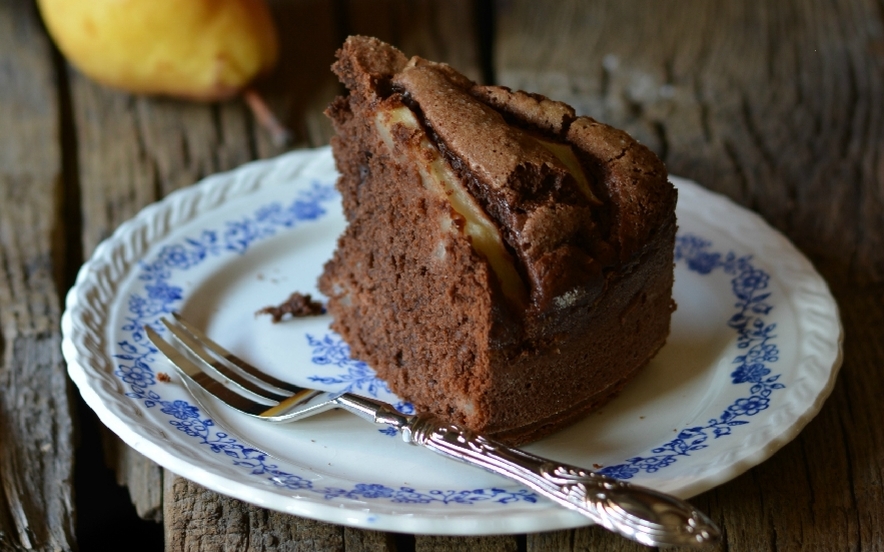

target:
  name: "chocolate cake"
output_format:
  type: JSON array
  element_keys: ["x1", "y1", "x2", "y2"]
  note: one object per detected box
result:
[{"x1": 319, "y1": 36, "x2": 677, "y2": 445}]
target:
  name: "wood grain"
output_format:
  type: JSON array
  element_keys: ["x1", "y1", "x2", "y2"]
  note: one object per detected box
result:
[
  {"x1": 0, "y1": 2, "x2": 76, "y2": 550},
  {"x1": 344, "y1": 0, "x2": 485, "y2": 83},
  {"x1": 163, "y1": 474, "x2": 399, "y2": 551},
  {"x1": 256, "y1": 0, "x2": 343, "y2": 153},
  {"x1": 163, "y1": 476, "x2": 347, "y2": 552}
]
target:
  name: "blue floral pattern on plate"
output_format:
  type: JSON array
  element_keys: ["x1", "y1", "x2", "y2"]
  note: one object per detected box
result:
[
  {"x1": 112, "y1": 180, "x2": 535, "y2": 507},
  {"x1": 111, "y1": 179, "x2": 783, "y2": 500},
  {"x1": 598, "y1": 234, "x2": 782, "y2": 479}
]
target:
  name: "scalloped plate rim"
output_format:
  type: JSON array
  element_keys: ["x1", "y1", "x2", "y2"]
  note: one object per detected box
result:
[{"x1": 61, "y1": 146, "x2": 843, "y2": 536}]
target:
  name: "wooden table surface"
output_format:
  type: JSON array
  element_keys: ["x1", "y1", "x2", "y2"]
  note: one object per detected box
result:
[{"x1": 2, "y1": 1, "x2": 882, "y2": 550}]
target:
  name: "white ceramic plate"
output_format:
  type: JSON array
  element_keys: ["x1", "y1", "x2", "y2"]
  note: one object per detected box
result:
[{"x1": 62, "y1": 147, "x2": 842, "y2": 536}]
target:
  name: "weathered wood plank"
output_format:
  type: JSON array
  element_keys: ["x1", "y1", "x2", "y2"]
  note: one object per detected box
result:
[
  {"x1": 495, "y1": 1, "x2": 884, "y2": 550},
  {"x1": 0, "y1": 2, "x2": 76, "y2": 550},
  {"x1": 163, "y1": 475, "x2": 349, "y2": 552},
  {"x1": 344, "y1": 0, "x2": 485, "y2": 83},
  {"x1": 99, "y1": 426, "x2": 164, "y2": 522},
  {"x1": 253, "y1": 0, "x2": 345, "y2": 153},
  {"x1": 161, "y1": 472, "x2": 398, "y2": 552},
  {"x1": 527, "y1": 526, "x2": 646, "y2": 552},
  {"x1": 71, "y1": 83, "x2": 259, "y2": 256},
  {"x1": 342, "y1": 527, "x2": 397, "y2": 551},
  {"x1": 414, "y1": 535, "x2": 520, "y2": 552}
]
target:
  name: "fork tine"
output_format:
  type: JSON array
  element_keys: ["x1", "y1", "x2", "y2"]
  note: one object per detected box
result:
[
  {"x1": 145, "y1": 325, "x2": 277, "y2": 417},
  {"x1": 171, "y1": 312, "x2": 307, "y2": 395},
  {"x1": 160, "y1": 317, "x2": 290, "y2": 403}
]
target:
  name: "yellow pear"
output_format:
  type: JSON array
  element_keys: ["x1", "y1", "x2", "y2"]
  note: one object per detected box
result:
[{"x1": 37, "y1": 0, "x2": 279, "y2": 101}]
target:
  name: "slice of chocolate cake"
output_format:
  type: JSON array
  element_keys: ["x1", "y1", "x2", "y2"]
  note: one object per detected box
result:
[{"x1": 319, "y1": 36, "x2": 677, "y2": 445}]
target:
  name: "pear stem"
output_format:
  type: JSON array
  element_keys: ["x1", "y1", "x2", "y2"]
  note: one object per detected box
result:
[{"x1": 244, "y1": 89, "x2": 292, "y2": 148}]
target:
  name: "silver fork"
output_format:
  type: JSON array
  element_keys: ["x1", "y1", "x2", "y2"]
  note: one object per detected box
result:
[{"x1": 146, "y1": 313, "x2": 720, "y2": 548}]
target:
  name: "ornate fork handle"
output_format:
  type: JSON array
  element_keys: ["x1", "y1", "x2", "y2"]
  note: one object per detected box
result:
[
  {"x1": 328, "y1": 394, "x2": 720, "y2": 547},
  {"x1": 401, "y1": 414, "x2": 720, "y2": 548},
  {"x1": 152, "y1": 316, "x2": 719, "y2": 547}
]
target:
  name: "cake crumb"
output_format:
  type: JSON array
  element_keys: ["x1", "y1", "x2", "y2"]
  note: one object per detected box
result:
[
  {"x1": 592, "y1": 463, "x2": 603, "y2": 469},
  {"x1": 257, "y1": 292, "x2": 325, "y2": 322},
  {"x1": 157, "y1": 372, "x2": 171, "y2": 382}
]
